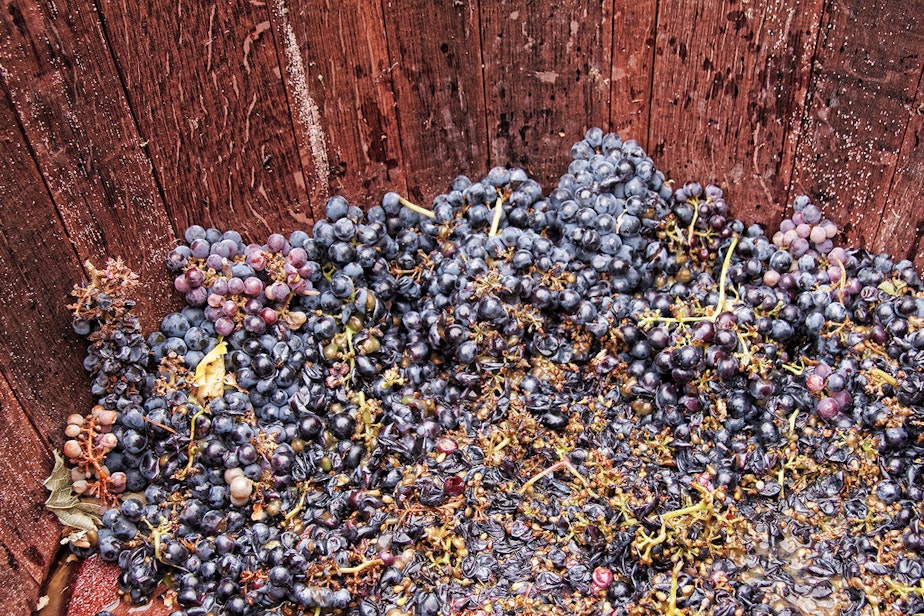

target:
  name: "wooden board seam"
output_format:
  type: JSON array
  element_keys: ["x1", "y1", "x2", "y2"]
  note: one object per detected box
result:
[
  {"x1": 259, "y1": 1, "x2": 315, "y2": 217},
  {"x1": 374, "y1": 0, "x2": 411, "y2": 197},
  {"x1": 475, "y1": 0, "x2": 491, "y2": 171},
  {"x1": 782, "y1": 0, "x2": 833, "y2": 216},
  {"x1": 644, "y1": 0, "x2": 661, "y2": 153},
  {"x1": 88, "y1": 0, "x2": 180, "y2": 241},
  {"x1": 0, "y1": 77, "x2": 87, "y2": 286},
  {"x1": 872, "y1": 59, "x2": 924, "y2": 245},
  {"x1": 0, "y1": 359, "x2": 58, "y2": 453}
]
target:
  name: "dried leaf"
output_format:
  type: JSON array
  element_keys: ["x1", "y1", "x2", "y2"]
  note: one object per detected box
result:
[
  {"x1": 44, "y1": 451, "x2": 101, "y2": 532},
  {"x1": 191, "y1": 339, "x2": 227, "y2": 403},
  {"x1": 61, "y1": 529, "x2": 90, "y2": 547},
  {"x1": 878, "y1": 280, "x2": 906, "y2": 296},
  {"x1": 44, "y1": 451, "x2": 79, "y2": 510}
]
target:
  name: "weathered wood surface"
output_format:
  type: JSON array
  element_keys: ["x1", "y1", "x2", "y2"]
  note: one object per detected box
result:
[
  {"x1": 481, "y1": 0, "x2": 613, "y2": 182},
  {"x1": 272, "y1": 0, "x2": 407, "y2": 209},
  {"x1": 0, "y1": 0, "x2": 923, "y2": 613},
  {"x1": 0, "y1": 371, "x2": 59, "y2": 616},
  {"x1": 610, "y1": 1, "x2": 658, "y2": 140},
  {"x1": 647, "y1": 0, "x2": 825, "y2": 229},
  {"x1": 0, "y1": 0, "x2": 178, "y2": 324},
  {"x1": 789, "y1": 0, "x2": 924, "y2": 255},
  {"x1": 382, "y1": 0, "x2": 488, "y2": 203},
  {"x1": 0, "y1": 69, "x2": 94, "y2": 440},
  {"x1": 876, "y1": 69, "x2": 924, "y2": 263},
  {"x1": 98, "y1": 0, "x2": 316, "y2": 237}
]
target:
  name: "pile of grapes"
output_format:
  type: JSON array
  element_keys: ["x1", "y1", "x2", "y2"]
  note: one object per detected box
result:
[{"x1": 59, "y1": 129, "x2": 924, "y2": 616}]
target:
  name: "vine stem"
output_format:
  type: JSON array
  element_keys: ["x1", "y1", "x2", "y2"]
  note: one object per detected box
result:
[
  {"x1": 398, "y1": 196, "x2": 436, "y2": 219},
  {"x1": 338, "y1": 558, "x2": 383, "y2": 574},
  {"x1": 489, "y1": 196, "x2": 505, "y2": 236},
  {"x1": 665, "y1": 561, "x2": 685, "y2": 616},
  {"x1": 638, "y1": 234, "x2": 739, "y2": 329},
  {"x1": 519, "y1": 456, "x2": 589, "y2": 494},
  {"x1": 715, "y1": 234, "x2": 739, "y2": 315}
]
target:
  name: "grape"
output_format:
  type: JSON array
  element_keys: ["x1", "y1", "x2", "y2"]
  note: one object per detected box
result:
[{"x1": 58, "y1": 131, "x2": 924, "y2": 616}]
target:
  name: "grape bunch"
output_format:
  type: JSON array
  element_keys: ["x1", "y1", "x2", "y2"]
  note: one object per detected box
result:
[{"x1": 61, "y1": 128, "x2": 924, "y2": 616}]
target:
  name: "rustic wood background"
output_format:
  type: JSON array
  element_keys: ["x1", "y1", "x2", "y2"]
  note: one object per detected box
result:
[{"x1": 0, "y1": 0, "x2": 922, "y2": 612}]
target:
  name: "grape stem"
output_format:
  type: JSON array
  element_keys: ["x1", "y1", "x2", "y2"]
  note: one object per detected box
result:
[
  {"x1": 142, "y1": 414, "x2": 177, "y2": 435},
  {"x1": 519, "y1": 455, "x2": 589, "y2": 494},
  {"x1": 338, "y1": 557, "x2": 383, "y2": 574},
  {"x1": 665, "y1": 561, "x2": 685, "y2": 616},
  {"x1": 283, "y1": 487, "x2": 308, "y2": 525},
  {"x1": 686, "y1": 199, "x2": 700, "y2": 246},
  {"x1": 637, "y1": 234, "x2": 739, "y2": 329},
  {"x1": 830, "y1": 256, "x2": 848, "y2": 302},
  {"x1": 176, "y1": 406, "x2": 208, "y2": 479},
  {"x1": 398, "y1": 196, "x2": 436, "y2": 219},
  {"x1": 489, "y1": 196, "x2": 505, "y2": 236},
  {"x1": 715, "y1": 234, "x2": 739, "y2": 315}
]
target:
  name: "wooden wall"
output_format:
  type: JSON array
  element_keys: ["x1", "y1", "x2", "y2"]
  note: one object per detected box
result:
[{"x1": 0, "y1": 0, "x2": 922, "y2": 612}]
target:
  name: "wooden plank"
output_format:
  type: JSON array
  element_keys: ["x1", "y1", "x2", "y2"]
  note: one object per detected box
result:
[
  {"x1": 268, "y1": 0, "x2": 406, "y2": 209},
  {"x1": 648, "y1": 0, "x2": 824, "y2": 229},
  {"x1": 381, "y1": 0, "x2": 489, "y2": 203},
  {"x1": 96, "y1": 0, "x2": 316, "y2": 236},
  {"x1": 0, "y1": 370, "x2": 59, "y2": 616},
  {"x1": 610, "y1": 0, "x2": 657, "y2": 144},
  {"x1": 873, "y1": 67, "x2": 924, "y2": 268},
  {"x1": 0, "y1": 0, "x2": 178, "y2": 323},
  {"x1": 481, "y1": 0, "x2": 613, "y2": 185},
  {"x1": 0, "y1": 82, "x2": 95, "y2": 440},
  {"x1": 789, "y1": 0, "x2": 924, "y2": 249}
]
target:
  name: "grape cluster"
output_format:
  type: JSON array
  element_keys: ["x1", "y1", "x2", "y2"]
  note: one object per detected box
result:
[{"x1": 63, "y1": 129, "x2": 924, "y2": 616}]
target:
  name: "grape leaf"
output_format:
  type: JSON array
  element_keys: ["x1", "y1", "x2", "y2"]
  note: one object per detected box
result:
[
  {"x1": 878, "y1": 280, "x2": 906, "y2": 296},
  {"x1": 191, "y1": 339, "x2": 227, "y2": 403},
  {"x1": 44, "y1": 451, "x2": 101, "y2": 532}
]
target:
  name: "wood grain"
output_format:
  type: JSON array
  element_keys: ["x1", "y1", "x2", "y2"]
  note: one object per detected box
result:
[
  {"x1": 0, "y1": 0, "x2": 178, "y2": 324},
  {"x1": 270, "y1": 0, "x2": 407, "y2": 209},
  {"x1": 789, "y1": 0, "x2": 924, "y2": 248},
  {"x1": 382, "y1": 0, "x2": 489, "y2": 203},
  {"x1": 648, "y1": 0, "x2": 824, "y2": 229},
  {"x1": 481, "y1": 0, "x2": 613, "y2": 186},
  {"x1": 0, "y1": 80, "x2": 95, "y2": 440},
  {"x1": 872, "y1": 66, "x2": 924, "y2": 269},
  {"x1": 97, "y1": 0, "x2": 316, "y2": 238},
  {"x1": 610, "y1": 0, "x2": 657, "y2": 144},
  {"x1": 0, "y1": 371, "x2": 59, "y2": 616}
]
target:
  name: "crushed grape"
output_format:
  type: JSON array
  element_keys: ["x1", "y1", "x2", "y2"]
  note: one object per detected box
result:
[{"x1": 58, "y1": 130, "x2": 924, "y2": 616}]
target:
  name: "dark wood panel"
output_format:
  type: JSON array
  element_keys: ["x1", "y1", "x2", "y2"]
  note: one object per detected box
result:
[
  {"x1": 873, "y1": 67, "x2": 924, "y2": 269},
  {"x1": 648, "y1": 0, "x2": 823, "y2": 229},
  {"x1": 269, "y1": 0, "x2": 406, "y2": 209},
  {"x1": 0, "y1": 371, "x2": 59, "y2": 616},
  {"x1": 789, "y1": 0, "x2": 924, "y2": 249},
  {"x1": 610, "y1": 0, "x2": 657, "y2": 143},
  {"x1": 97, "y1": 0, "x2": 315, "y2": 237},
  {"x1": 481, "y1": 0, "x2": 613, "y2": 185},
  {"x1": 382, "y1": 0, "x2": 489, "y2": 203},
  {"x1": 0, "y1": 0, "x2": 177, "y2": 324},
  {"x1": 0, "y1": 81, "x2": 95, "y2": 440}
]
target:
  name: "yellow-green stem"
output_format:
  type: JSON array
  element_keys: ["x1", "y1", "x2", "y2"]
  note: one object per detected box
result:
[
  {"x1": 489, "y1": 197, "x2": 505, "y2": 236},
  {"x1": 339, "y1": 558, "x2": 383, "y2": 574},
  {"x1": 398, "y1": 196, "x2": 436, "y2": 219},
  {"x1": 716, "y1": 234, "x2": 739, "y2": 315}
]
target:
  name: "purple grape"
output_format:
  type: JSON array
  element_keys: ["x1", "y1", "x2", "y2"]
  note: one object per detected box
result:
[
  {"x1": 243, "y1": 276, "x2": 263, "y2": 297},
  {"x1": 267, "y1": 233, "x2": 287, "y2": 252},
  {"x1": 185, "y1": 287, "x2": 207, "y2": 306},
  {"x1": 190, "y1": 238, "x2": 211, "y2": 259},
  {"x1": 228, "y1": 277, "x2": 245, "y2": 295},
  {"x1": 817, "y1": 397, "x2": 839, "y2": 420},
  {"x1": 214, "y1": 316, "x2": 235, "y2": 336}
]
